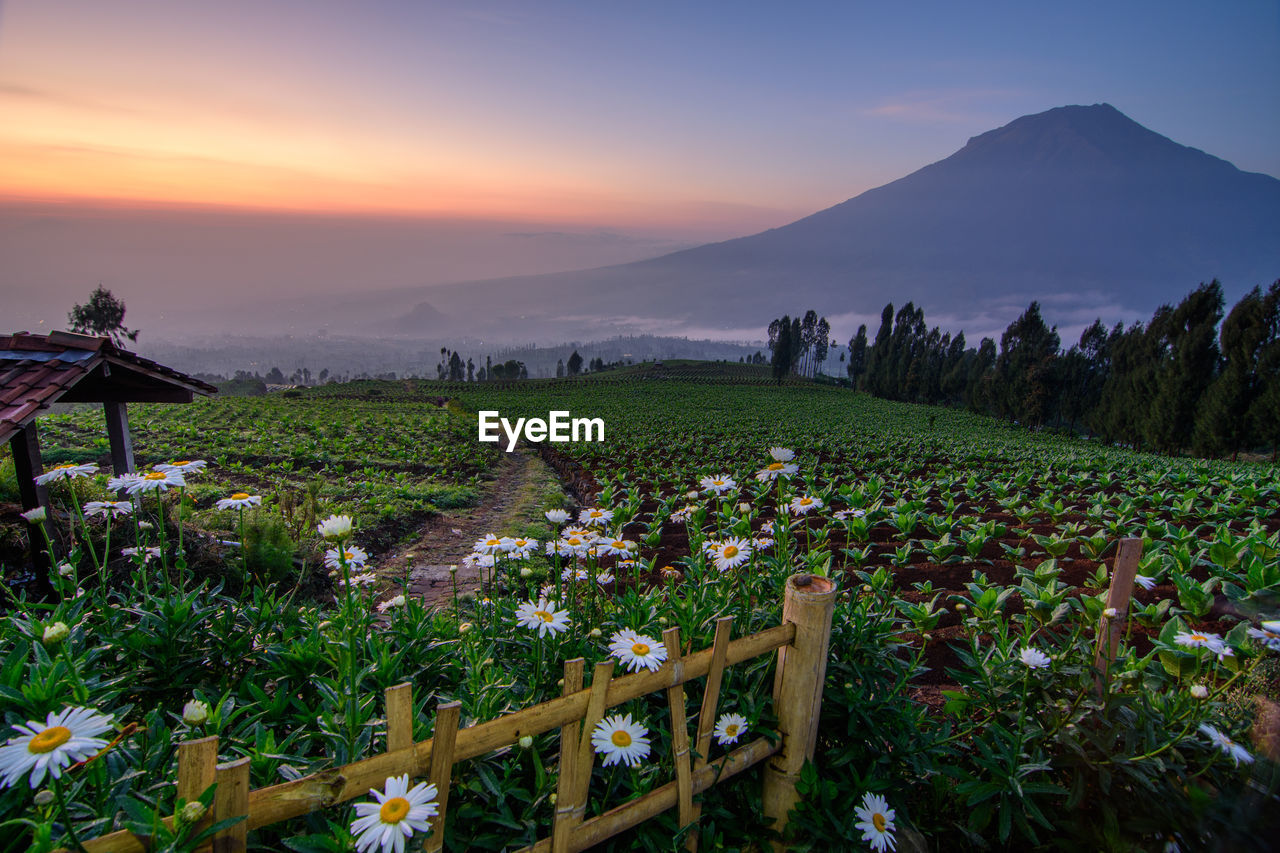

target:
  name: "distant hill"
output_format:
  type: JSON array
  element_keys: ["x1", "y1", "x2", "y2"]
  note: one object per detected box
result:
[{"x1": 412, "y1": 104, "x2": 1280, "y2": 339}]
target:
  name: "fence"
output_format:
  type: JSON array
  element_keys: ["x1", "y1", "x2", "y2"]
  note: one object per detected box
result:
[{"x1": 68, "y1": 573, "x2": 838, "y2": 853}]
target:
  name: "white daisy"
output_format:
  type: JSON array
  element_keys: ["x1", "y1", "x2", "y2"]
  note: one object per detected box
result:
[
  {"x1": 1174, "y1": 631, "x2": 1228, "y2": 655},
  {"x1": 462, "y1": 553, "x2": 495, "y2": 570},
  {"x1": 768, "y1": 447, "x2": 795, "y2": 462},
  {"x1": 595, "y1": 572, "x2": 615, "y2": 586},
  {"x1": 1134, "y1": 574, "x2": 1157, "y2": 591},
  {"x1": 755, "y1": 461, "x2": 798, "y2": 481},
  {"x1": 33, "y1": 463, "x2": 97, "y2": 486},
  {"x1": 157, "y1": 459, "x2": 207, "y2": 475},
  {"x1": 343, "y1": 572, "x2": 377, "y2": 588},
  {"x1": 126, "y1": 469, "x2": 186, "y2": 493},
  {"x1": 700, "y1": 474, "x2": 737, "y2": 494},
  {"x1": 544, "y1": 509, "x2": 570, "y2": 524},
  {"x1": 713, "y1": 712, "x2": 748, "y2": 745},
  {"x1": 377, "y1": 595, "x2": 407, "y2": 613},
  {"x1": 708, "y1": 538, "x2": 752, "y2": 572},
  {"x1": 579, "y1": 508, "x2": 614, "y2": 527},
  {"x1": 514, "y1": 598, "x2": 571, "y2": 637},
  {"x1": 753, "y1": 535, "x2": 774, "y2": 549},
  {"x1": 591, "y1": 713, "x2": 651, "y2": 767},
  {"x1": 597, "y1": 538, "x2": 636, "y2": 558},
  {"x1": 317, "y1": 514, "x2": 354, "y2": 541},
  {"x1": 562, "y1": 567, "x2": 590, "y2": 582},
  {"x1": 106, "y1": 473, "x2": 141, "y2": 492},
  {"x1": 216, "y1": 492, "x2": 261, "y2": 510},
  {"x1": 20, "y1": 506, "x2": 47, "y2": 523},
  {"x1": 122, "y1": 546, "x2": 161, "y2": 563},
  {"x1": 509, "y1": 537, "x2": 539, "y2": 557},
  {"x1": 854, "y1": 791, "x2": 897, "y2": 852},
  {"x1": 473, "y1": 533, "x2": 513, "y2": 555},
  {"x1": 83, "y1": 500, "x2": 133, "y2": 518},
  {"x1": 834, "y1": 508, "x2": 867, "y2": 520},
  {"x1": 0, "y1": 705, "x2": 114, "y2": 788},
  {"x1": 608, "y1": 630, "x2": 668, "y2": 673},
  {"x1": 1199, "y1": 723, "x2": 1253, "y2": 766},
  {"x1": 349, "y1": 774, "x2": 439, "y2": 853},
  {"x1": 788, "y1": 495, "x2": 823, "y2": 514},
  {"x1": 326, "y1": 546, "x2": 370, "y2": 570},
  {"x1": 1248, "y1": 622, "x2": 1280, "y2": 652},
  {"x1": 1018, "y1": 646, "x2": 1051, "y2": 669}
]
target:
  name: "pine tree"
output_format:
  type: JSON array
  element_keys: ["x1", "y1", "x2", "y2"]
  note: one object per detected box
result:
[
  {"x1": 994, "y1": 302, "x2": 1061, "y2": 427},
  {"x1": 1248, "y1": 281, "x2": 1280, "y2": 459},
  {"x1": 847, "y1": 325, "x2": 868, "y2": 386},
  {"x1": 1145, "y1": 282, "x2": 1223, "y2": 454},
  {"x1": 1194, "y1": 285, "x2": 1267, "y2": 457},
  {"x1": 567, "y1": 350, "x2": 583, "y2": 376},
  {"x1": 771, "y1": 316, "x2": 793, "y2": 380}
]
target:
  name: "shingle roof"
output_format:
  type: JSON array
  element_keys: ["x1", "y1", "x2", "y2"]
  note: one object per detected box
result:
[{"x1": 0, "y1": 331, "x2": 216, "y2": 444}]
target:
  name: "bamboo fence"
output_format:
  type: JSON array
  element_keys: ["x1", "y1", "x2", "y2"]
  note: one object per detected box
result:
[{"x1": 66, "y1": 572, "x2": 839, "y2": 853}]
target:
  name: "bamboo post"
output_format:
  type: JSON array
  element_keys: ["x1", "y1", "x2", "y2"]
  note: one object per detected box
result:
[
  {"x1": 426, "y1": 701, "x2": 461, "y2": 853},
  {"x1": 556, "y1": 660, "x2": 615, "y2": 850},
  {"x1": 685, "y1": 616, "x2": 733, "y2": 852},
  {"x1": 761, "y1": 574, "x2": 838, "y2": 835},
  {"x1": 551, "y1": 658, "x2": 586, "y2": 853},
  {"x1": 385, "y1": 683, "x2": 414, "y2": 753},
  {"x1": 212, "y1": 757, "x2": 250, "y2": 853},
  {"x1": 177, "y1": 736, "x2": 219, "y2": 852},
  {"x1": 1094, "y1": 537, "x2": 1144, "y2": 692},
  {"x1": 661, "y1": 627, "x2": 695, "y2": 842}
]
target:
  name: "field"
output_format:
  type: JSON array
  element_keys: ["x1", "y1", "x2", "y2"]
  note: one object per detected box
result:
[{"x1": 2, "y1": 367, "x2": 1278, "y2": 851}]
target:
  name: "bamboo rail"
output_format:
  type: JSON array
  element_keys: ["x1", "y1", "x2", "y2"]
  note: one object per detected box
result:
[{"x1": 66, "y1": 574, "x2": 836, "y2": 853}]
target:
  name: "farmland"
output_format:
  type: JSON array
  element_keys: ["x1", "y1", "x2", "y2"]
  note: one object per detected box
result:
[{"x1": 2, "y1": 369, "x2": 1278, "y2": 851}]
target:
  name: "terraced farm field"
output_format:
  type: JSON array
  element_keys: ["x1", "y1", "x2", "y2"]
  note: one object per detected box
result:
[{"x1": 2, "y1": 370, "x2": 1277, "y2": 851}]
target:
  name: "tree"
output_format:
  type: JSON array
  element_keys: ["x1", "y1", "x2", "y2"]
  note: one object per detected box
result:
[
  {"x1": 770, "y1": 315, "x2": 793, "y2": 380},
  {"x1": 1194, "y1": 284, "x2": 1268, "y2": 457},
  {"x1": 68, "y1": 285, "x2": 139, "y2": 345},
  {"x1": 567, "y1": 350, "x2": 584, "y2": 376},
  {"x1": 556, "y1": 359, "x2": 566, "y2": 379},
  {"x1": 847, "y1": 325, "x2": 868, "y2": 386},
  {"x1": 994, "y1": 302, "x2": 1061, "y2": 427},
  {"x1": 1145, "y1": 282, "x2": 1223, "y2": 454}
]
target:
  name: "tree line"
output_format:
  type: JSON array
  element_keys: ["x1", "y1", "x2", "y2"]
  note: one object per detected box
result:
[
  {"x1": 831, "y1": 280, "x2": 1280, "y2": 459},
  {"x1": 767, "y1": 310, "x2": 833, "y2": 379}
]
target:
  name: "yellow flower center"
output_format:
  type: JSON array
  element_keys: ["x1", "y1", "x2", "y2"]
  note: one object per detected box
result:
[
  {"x1": 535, "y1": 610, "x2": 554, "y2": 623},
  {"x1": 725, "y1": 724, "x2": 739, "y2": 736},
  {"x1": 144, "y1": 472, "x2": 167, "y2": 481},
  {"x1": 800, "y1": 498, "x2": 812, "y2": 505},
  {"x1": 714, "y1": 480, "x2": 724, "y2": 485},
  {"x1": 1191, "y1": 634, "x2": 1207, "y2": 642},
  {"x1": 231, "y1": 492, "x2": 250, "y2": 500},
  {"x1": 873, "y1": 813, "x2": 887, "y2": 833},
  {"x1": 767, "y1": 462, "x2": 784, "y2": 471},
  {"x1": 54, "y1": 464, "x2": 75, "y2": 471},
  {"x1": 487, "y1": 539, "x2": 500, "y2": 546},
  {"x1": 568, "y1": 538, "x2": 582, "y2": 546},
  {"x1": 613, "y1": 541, "x2": 626, "y2": 549},
  {"x1": 29, "y1": 726, "x2": 71, "y2": 754},
  {"x1": 611, "y1": 730, "x2": 632, "y2": 748},
  {"x1": 379, "y1": 796, "x2": 410, "y2": 824},
  {"x1": 723, "y1": 546, "x2": 739, "y2": 559},
  {"x1": 173, "y1": 460, "x2": 190, "y2": 466},
  {"x1": 344, "y1": 551, "x2": 354, "y2": 560},
  {"x1": 631, "y1": 643, "x2": 650, "y2": 656}
]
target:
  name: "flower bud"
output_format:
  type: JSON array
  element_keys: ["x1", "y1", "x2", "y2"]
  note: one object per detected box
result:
[
  {"x1": 41, "y1": 621, "x2": 69, "y2": 645},
  {"x1": 520, "y1": 567, "x2": 533, "y2": 578},
  {"x1": 34, "y1": 789, "x2": 55, "y2": 806},
  {"x1": 1103, "y1": 607, "x2": 1118, "y2": 618},
  {"x1": 1190, "y1": 684, "x2": 1208, "y2": 699},
  {"x1": 658, "y1": 617, "x2": 668, "y2": 626},
  {"x1": 183, "y1": 699, "x2": 210, "y2": 726},
  {"x1": 459, "y1": 622, "x2": 473, "y2": 634},
  {"x1": 589, "y1": 628, "x2": 602, "y2": 639},
  {"x1": 57, "y1": 562, "x2": 75, "y2": 578},
  {"x1": 519, "y1": 735, "x2": 534, "y2": 749},
  {"x1": 178, "y1": 801, "x2": 207, "y2": 826}
]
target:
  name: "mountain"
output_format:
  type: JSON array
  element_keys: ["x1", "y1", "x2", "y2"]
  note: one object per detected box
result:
[{"x1": 408, "y1": 104, "x2": 1280, "y2": 340}]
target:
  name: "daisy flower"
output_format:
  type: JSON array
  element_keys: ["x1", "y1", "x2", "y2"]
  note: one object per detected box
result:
[
  {"x1": 515, "y1": 598, "x2": 571, "y2": 637},
  {"x1": 1134, "y1": 574, "x2": 1157, "y2": 591},
  {"x1": 700, "y1": 475, "x2": 737, "y2": 494},
  {"x1": 122, "y1": 546, "x2": 161, "y2": 563},
  {"x1": 106, "y1": 472, "x2": 141, "y2": 493},
  {"x1": 20, "y1": 506, "x2": 47, "y2": 523},
  {"x1": 561, "y1": 526, "x2": 596, "y2": 540},
  {"x1": 595, "y1": 572, "x2": 615, "y2": 586},
  {"x1": 713, "y1": 713, "x2": 749, "y2": 745},
  {"x1": 708, "y1": 538, "x2": 752, "y2": 572},
  {"x1": 342, "y1": 572, "x2": 378, "y2": 588},
  {"x1": 33, "y1": 463, "x2": 97, "y2": 486},
  {"x1": 755, "y1": 461, "x2": 799, "y2": 481},
  {"x1": 670, "y1": 506, "x2": 696, "y2": 523},
  {"x1": 473, "y1": 533, "x2": 513, "y2": 555},
  {"x1": 0, "y1": 705, "x2": 114, "y2": 788},
  {"x1": 609, "y1": 630, "x2": 668, "y2": 673},
  {"x1": 768, "y1": 447, "x2": 795, "y2": 462},
  {"x1": 788, "y1": 495, "x2": 823, "y2": 514},
  {"x1": 544, "y1": 509, "x2": 570, "y2": 524},
  {"x1": 579, "y1": 507, "x2": 614, "y2": 527},
  {"x1": 1247, "y1": 621, "x2": 1280, "y2": 652},
  {"x1": 377, "y1": 595, "x2": 407, "y2": 613},
  {"x1": 318, "y1": 514, "x2": 354, "y2": 541},
  {"x1": 598, "y1": 538, "x2": 636, "y2": 558},
  {"x1": 1199, "y1": 723, "x2": 1253, "y2": 766},
  {"x1": 462, "y1": 553, "x2": 495, "y2": 570},
  {"x1": 325, "y1": 546, "x2": 370, "y2": 570},
  {"x1": 157, "y1": 459, "x2": 207, "y2": 475},
  {"x1": 854, "y1": 791, "x2": 897, "y2": 852},
  {"x1": 834, "y1": 508, "x2": 866, "y2": 520},
  {"x1": 753, "y1": 535, "x2": 774, "y2": 549},
  {"x1": 126, "y1": 468, "x2": 186, "y2": 493},
  {"x1": 1174, "y1": 630, "x2": 1227, "y2": 655},
  {"x1": 591, "y1": 713, "x2": 651, "y2": 767},
  {"x1": 349, "y1": 774, "x2": 439, "y2": 853},
  {"x1": 509, "y1": 537, "x2": 539, "y2": 557},
  {"x1": 83, "y1": 500, "x2": 133, "y2": 518},
  {"x1": 216, "y1": 493, "x2": 261, "y2": 510},
  {"x1": 1018, "y1": 646, "x2": 1051, "y2": 669},
  {"x1": 562, "y1": 567, "x2": 590, "y2": 582}
]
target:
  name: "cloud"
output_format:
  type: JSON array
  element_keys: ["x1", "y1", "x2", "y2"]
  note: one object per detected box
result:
[
  {"x1": 862, "y1": 89, "x2": 1023, "y2": 124},
  {"x1": 0, "y1": 81, "x2": 148, "y2": 116}
]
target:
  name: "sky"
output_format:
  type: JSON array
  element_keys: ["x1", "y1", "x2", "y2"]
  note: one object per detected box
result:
[{"x1": 1, "y1": 0, "x2": 1278, "y2": 338}]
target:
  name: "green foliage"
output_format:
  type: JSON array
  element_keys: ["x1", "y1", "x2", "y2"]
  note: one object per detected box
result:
[
  {"x1": 66, "y1": 285, "x2": 139, "y2": 346},
  {"x1": 241, "y1": 511, "x2": 297, "y2": 581}
]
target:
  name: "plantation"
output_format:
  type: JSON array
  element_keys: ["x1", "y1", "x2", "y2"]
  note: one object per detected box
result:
[{"x1": 2, "y1": 371, "x2": 1278, "y2": 851}]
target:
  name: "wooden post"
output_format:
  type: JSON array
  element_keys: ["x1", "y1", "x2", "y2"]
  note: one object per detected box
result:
[
  {"x1": 212, "y1": 757, "x2": 250, "y2": 853},
  {"x1": 103, "y1": 401, "x2": 135, "y2": 475},
  {"x1": 761, "y1": 574, "x2": 838, "y2": 835},
  {"x1": 661, "y1": 627, "x2": 695, "y2": 843},
  {"x1": 10, "y1": 422, "x2": 55, "y2": 591},
  {"x1": 177, "y1": 736, "x2": 219, "y2": 852},
  {"x1": 555, "y1": 660, "x2": 614, "y2": 851},
  {"x1": 425, "y1": 701, "x2": 461, "y2": 853},
  {"x1": 1094, "y1": 537, "x2": 1144, "y2": 692},
  {"x1": 385, "y1": 683, "x2": 414, "y2": 753},
  {"x1": 551, "y1": 658, "x2": 585, "y2": 852},
  {"x1": 686, "y1": 616, "x2": 733, "y2": 852}
]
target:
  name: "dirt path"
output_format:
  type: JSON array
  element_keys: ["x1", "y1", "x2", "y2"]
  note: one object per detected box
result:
[{"x1": 373, "y1": 448, "x2": 559, "y2": 610}]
